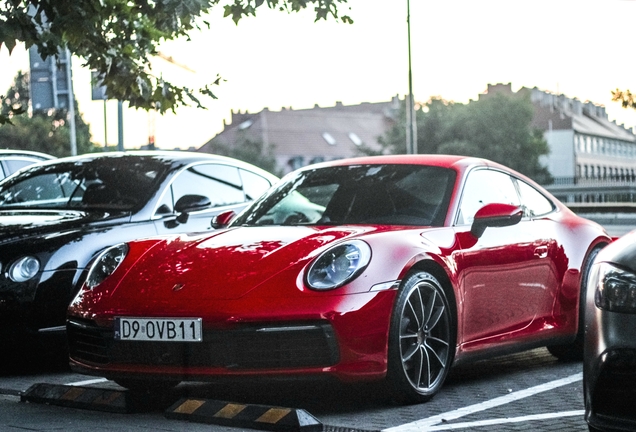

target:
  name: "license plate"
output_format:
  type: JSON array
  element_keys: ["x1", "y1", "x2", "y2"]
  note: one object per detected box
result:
[{"x1": 114, "y1": 317, "x2": 202, "y2": 342}]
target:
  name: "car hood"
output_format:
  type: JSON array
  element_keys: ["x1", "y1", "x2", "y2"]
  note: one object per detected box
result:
[
  {"x1": 0, "y1": 209, "x2": 129, "y2": 243},
  {"x1": 597, "y1": 229, "x2": 636, "y2": 273},
  {"x1": 107, "y1": 225, "x2": 381, "y2": 306}
]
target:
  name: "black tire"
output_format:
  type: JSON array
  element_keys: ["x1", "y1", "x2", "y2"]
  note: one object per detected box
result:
[
  {"x1": 114, "y1": 378, "x2": 179, "y2": 393},
  {"x1": 386, "y1": 271, "x2": 455, "y2": 404},
  {"x1": 548, "y1": 245, "x2": 604, "y2": 361}
]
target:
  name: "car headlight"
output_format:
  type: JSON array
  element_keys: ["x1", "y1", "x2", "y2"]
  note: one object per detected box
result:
[
  {"x1": 86, "y1": 243, "x2": 129, "y2": 289},
  {"x1": 306, "y1": 240, "x2": 371, "y2": 290},
  {"x1": 8, "y1": 256, "x2": 40, "y2": 282},
  {"x1": 595, "y1": 262, "x2": 636, "y2": 313}
]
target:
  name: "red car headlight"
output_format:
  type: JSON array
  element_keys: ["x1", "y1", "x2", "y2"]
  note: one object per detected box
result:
[
  {"x1": 595, "y1": 262, "x2": 636, "y2": 313},
  {"x1": 86, "y1": 243, "x2": 129, "y2": 289},
  {"x1": 305, "y1": 240, "x2": 371, "y2": 290}
]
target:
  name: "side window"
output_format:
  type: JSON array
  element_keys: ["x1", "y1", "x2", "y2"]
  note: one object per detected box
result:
[
  {"x1": 4, "y1": 157, "x2": 37, "y2": 175},
  {"x1": 457, "y1": 169, "x2": 520, "y2": 225},
  {"x1": 155, "y1": 187, "x2": 174, "y2": 215},
  {"x1": 0, "y1": 172, "x2": 76, "y2": 207},
  {"x1": 516, "y1": 180, "x2": 554, "y2": 217},
  {"x1": 240, "y1": 169, "x2": 272, "y2": 200},
  {"x1": 171, "y1": 164, "x2": 245, "y2": 209}
]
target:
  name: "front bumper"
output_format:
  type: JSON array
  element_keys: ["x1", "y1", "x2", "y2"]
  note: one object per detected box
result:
[
  {"x1": 0, "y1": 267, "x2": 80, "y2": 343},
  {"x1": 67, "y1": 289, "x2": 397, "y2": 383},
  {"x1": 68, "y1": 318, "x2": 340, "y2": 369},
  {"x1": 584, "y1": 307, "x2": 636, "y2": 431}
]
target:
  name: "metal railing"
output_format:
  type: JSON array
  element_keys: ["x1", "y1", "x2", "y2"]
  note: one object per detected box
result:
[{"x1": 543, "y1": 176, "x2": 636, "y2": 186}]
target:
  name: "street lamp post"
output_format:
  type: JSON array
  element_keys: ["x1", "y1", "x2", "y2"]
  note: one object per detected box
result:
[{"x1": 406, "y1": 0, "x2": 417, "y2": 155}]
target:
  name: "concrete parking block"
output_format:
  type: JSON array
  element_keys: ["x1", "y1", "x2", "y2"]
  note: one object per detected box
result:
[
  {"x1": 165, "y1": 397, "x2": 323, "y2": 432},
  {"x1": 21, "y1": 383, "x2": 131, "y2": 413}
]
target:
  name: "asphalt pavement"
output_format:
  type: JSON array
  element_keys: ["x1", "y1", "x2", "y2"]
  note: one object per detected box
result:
[{"x1": 0, "y1": 347, "x2": 590, "y2": 431}]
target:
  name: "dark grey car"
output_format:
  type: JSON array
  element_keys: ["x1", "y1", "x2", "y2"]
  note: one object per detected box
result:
[{"x1": 584, "y1": 231, "x2": 636, "y2": 432}]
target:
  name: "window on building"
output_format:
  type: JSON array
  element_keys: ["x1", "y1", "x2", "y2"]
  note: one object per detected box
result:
[
  {"x1": 238, "y1": 119, "x2": 253, "y2": 130},
  {"x1": 322, "y1": 132, "x2": 336, "y2": 146},
  {"x1": 348, "y1": 132, "x2": 363, "y2": 146}
]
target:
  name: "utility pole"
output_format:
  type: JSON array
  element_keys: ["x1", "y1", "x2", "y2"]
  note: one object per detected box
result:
[
  {"x1": 64, "y1": 48, "x2": 77, "y2": 156},
  {"x1": 406, "y1": 0, "x2": 417, "y2": 155}
]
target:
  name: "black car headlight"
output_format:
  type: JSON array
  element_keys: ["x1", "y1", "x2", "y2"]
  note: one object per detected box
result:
[
  {"x1": 306, "y1": 240, "x2": 371, "y2": 290},
  {"x1": 8, "y1": 256, "x2": 40, "y2": 282},
  {"x1": 595, "y1": 262, "x2": 636, "y2": 313},
  {"x1": 86, "y1": 243, "x2": 129, "y2": 289}
]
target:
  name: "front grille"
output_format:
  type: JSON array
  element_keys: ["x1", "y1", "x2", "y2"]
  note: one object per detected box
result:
[
  {"x1": 67, "y1": 318, "x2": 112, "y2": 364},
  {"x1": 67, "y1": 318, "x2": 339, "y2": 369},
  {"x1": 591, "y1": 348, "x2": 636, "y2": 422}
]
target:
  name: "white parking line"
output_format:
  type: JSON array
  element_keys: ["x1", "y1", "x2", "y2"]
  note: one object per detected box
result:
[
  {"x1": 383, "y1": 373, "x2": 582, "y2": 432},
  {"x1": 423, "y1": 411, "x2": 584, "y2": 431},
  {"x1": 67, "y1": 378, "x2": 109, "y2": 386}
]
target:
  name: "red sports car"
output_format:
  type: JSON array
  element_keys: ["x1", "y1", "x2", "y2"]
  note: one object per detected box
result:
[{"x1": 67, "y1": 155, "x2": 610, "y2": 403}]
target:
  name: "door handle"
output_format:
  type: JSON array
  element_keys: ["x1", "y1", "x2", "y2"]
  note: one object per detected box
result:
[{"x1": 534, "y1": 246, "x2": 548, "y2": 259}]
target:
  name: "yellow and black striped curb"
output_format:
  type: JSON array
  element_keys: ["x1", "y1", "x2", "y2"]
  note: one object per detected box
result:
[
  {"x1": 165, "y1": 398, "x2": 323, "y2": 432},
  {"x1": 21, "y1": 383, "x2": 133, "y2": 413}
]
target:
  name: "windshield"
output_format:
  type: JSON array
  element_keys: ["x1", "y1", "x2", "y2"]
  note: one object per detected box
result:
[
  {"x1": 232, "y1": 164, "x2": 456, "y2": 227},
  {"x1": 0, "y1": 156, "x2": 170, "y2": 211}
]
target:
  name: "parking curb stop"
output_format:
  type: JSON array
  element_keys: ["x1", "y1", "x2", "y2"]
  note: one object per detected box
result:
[
  {"x1": 21, "y1": 383, "x2": 133, "y2": 413},
  {"x1": 165, "y1": 398, "x2": 323, "y2": 432}
]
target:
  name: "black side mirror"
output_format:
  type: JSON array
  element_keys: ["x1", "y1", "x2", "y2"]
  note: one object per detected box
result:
[
  {"x1": 470, "y1": 203, "x2": 523, "y2": 238},
  {"x1": 174, "y1": 194, "x2": 211, "y2": 224}
]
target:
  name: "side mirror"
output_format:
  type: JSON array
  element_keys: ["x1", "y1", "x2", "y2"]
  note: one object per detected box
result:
[
  {"x1": 174, "y1": 194, "x2": 211, "y2": 224},
  {"x1": 211, "y1": 210, "x2": 236, "y2": 229},
  {"x1": 470, "y1": 203, "x2": 523, "y2": 238}
]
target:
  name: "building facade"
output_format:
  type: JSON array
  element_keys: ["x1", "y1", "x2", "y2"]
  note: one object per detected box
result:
[
  {"x1": 200, "y1": 84, "x2": 636, "y2": 204},
  {"x1": 484, "y1": 83, "x2": 636, "y2": 204},
  {"x1": 199, "y1": 98, "x2": 400, "y2": 175}
]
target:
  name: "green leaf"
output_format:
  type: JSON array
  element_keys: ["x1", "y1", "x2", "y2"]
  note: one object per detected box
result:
[{"x1": 1, "y1": 0, "x2": 353, "y2": 116}]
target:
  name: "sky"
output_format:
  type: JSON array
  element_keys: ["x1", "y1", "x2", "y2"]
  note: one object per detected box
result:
[{"x1": 1, "y1": 0, "x2": 636, "y2": 152}]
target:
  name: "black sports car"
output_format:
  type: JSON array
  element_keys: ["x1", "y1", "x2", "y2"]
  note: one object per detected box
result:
[{"x1": 0, "y1": 151, "x2": 277, "y2": 352}]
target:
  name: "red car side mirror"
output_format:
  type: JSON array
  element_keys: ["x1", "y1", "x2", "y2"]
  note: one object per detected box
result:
[
  {"x1": 211, "y1": 210, "x2": 236, "y2": 229},
  {"x1": 470, "y1": 203, "x2": 523, "y2": 238}
]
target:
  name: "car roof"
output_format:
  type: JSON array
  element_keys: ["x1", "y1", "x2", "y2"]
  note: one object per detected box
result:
[
  {"x1": 304, "y1": 153, "x2": 534, "y2": 177},
  {"x1": 301, "y1": 154, "x2": 494, "y2": 172},
  {"x1": 27, "y1": 150, "x2": 278, "y2": 180},
  {"x1": 0, "y1": 149, "x2": 55, "y2": 160}
]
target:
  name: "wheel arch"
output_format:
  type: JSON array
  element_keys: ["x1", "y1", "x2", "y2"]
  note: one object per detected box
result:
[
  {"x1": 407, "y1": 260, "x2": 457, "y2": 312},
  {"x1": 404, "y1": 259, "x2": 459, "y2": 358}
]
